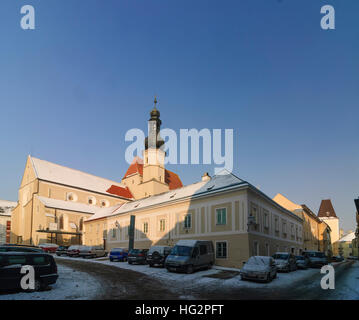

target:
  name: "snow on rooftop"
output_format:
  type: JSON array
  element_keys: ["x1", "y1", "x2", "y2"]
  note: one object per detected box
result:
[
  {"x1": 338, "y1": 232, "x2": 356, "y2": 242},
  {"x1": 36, "y1": 196, "x2": 101, "y2": 215},
  {"x1": 30, "y1": 156, "x2": 126, "y2": 197},
  {"x1": 0, "y1": 200, "x2": 17, "y2": 216},
  {"x1": 87, "y1": 170, "x2": 246, "y2": 221}
]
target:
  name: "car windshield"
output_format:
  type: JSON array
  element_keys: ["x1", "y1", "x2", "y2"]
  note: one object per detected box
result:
[
  {"x1": 296, "y1": 256, "x2": 304, "y2": 260},
  {"x1": 130, "y1": 249, "x2": 141, "y2": 254},
  {"x1": 247, "y1": 256, "x2": 269, "y2": 266},
  {"x1": 273, "y1": 254, "x2": 289, "y2": 260},
  {"x1": 170, "y1": 245, "x2": 192, "y2": 257},
  {"x1": 112, "y1": 248, "x2": 124, "y2": 252},
  {"x1": 148, "y1": 247, "x2": 164, "y2": 254},
  {"x1": 306, "y1": 252, "x2": 325, "y2": 258}
]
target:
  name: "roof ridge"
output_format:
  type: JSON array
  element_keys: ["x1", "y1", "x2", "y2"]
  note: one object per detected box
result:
[{"x1": 31, "y1": 156, "x2": 124, "y2": 187}]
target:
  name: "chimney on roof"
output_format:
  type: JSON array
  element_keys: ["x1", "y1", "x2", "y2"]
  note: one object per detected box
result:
[{"x1": 202, "y1": 172, "x2": 211, "y2": 182}]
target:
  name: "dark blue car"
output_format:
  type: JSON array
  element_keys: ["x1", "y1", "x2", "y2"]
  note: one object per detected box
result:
[{"x1": 109, "y1": 248, "x2": 128, "y2": 262}]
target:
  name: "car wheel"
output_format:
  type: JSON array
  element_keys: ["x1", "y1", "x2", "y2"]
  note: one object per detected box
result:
[
  {"x1": 166, "y1": 267, "x2": 172, "y2": 272},
  {"x1": 273, "y1": 272, "x2": 277, "y2": 279},
  {"x1": 110, "y1": 258, "x2": 113, "y2": 262},
  {"x1": 149, "y1": 264, "x2": 153, "y2": 268},
  {"x1": 186, "y1": 265, "x2": 194, "y2": 274},
  {"x1": 240, "y1": 274, "x2": 245, "y2": 281},
  {"x1": 34, "y1": 279, "x2": 42, "y2": 292},
  {"x1": 128, "y1": 261, "x2": 132, "y2": 265}
]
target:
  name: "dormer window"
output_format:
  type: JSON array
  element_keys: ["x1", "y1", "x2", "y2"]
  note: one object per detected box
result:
[
  {"x1": 88, "y1": 196, "x2": 96, "y2": 206},
  {"x1": 66, "y1": 192, "x2": 78, "y2": 202},
  {"x1": 100, "y1": 199, "x2": 110, "y2": 208}
]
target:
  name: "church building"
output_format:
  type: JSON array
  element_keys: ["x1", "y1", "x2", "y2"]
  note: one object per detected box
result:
[{"x1": 11, "y1": 99, "x2": 304, "y2": 268}]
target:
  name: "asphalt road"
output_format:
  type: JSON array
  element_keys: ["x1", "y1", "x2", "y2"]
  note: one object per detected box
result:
[
  {"x1": 55, "y1": 258, "x2": 358, "y2": 300},
  {"x1": 55, "y1": 258, "x2": 181, "y2": 299}
]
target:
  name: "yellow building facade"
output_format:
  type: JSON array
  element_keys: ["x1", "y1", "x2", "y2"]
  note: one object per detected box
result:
[
  {"x1": 273, "y1": 193, "x2": 332, "y2": 256},
  {"x1": 10, "y1": 156, "x2": 130, "y2": 246}
]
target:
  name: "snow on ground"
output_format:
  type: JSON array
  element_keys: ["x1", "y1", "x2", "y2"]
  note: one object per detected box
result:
[
  {"x1": 0, "y1": 264, "x2": 101, "y2": 300},
  {"x1": 55, "y1": 255, "x2": 325, "y2": 292},
  {"x1": 325, "y1": 261, "x2": 359, "y2": 300}
]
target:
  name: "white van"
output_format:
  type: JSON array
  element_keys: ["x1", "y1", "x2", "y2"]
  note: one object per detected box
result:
[{"x1": 165, "y1": 240, "x2": 214, "y2": 274}]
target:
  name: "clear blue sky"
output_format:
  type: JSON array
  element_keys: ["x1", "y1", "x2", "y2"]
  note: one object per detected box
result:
[{"x1": 0, "y1": 0, "x2": 358, "y2": 231}]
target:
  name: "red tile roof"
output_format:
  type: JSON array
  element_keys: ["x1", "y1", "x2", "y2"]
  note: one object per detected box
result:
[
  {"x1": 123, "y1": 157, "x2": 183, "y2": 190},
  {"x1": 106, "y1": 185, "x2": 133, "y2": 199},
  {"x1": 165, "y1": 169, "x2": 183, "y2": 190},
  {"x1": 318, "y1": 199, "x2": 337, "y2": 218},
  {"x1": 123, "y1": 157, "x2": 143, "y2": 178}
]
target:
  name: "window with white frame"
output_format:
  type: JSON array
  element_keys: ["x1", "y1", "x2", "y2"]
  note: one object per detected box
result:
[
  {"x1": 265, "y1": 243, "x2": 270, "y2": 256},
  {"x1": 264, "y1": 211, "x2": 269, "y2": 228},
  {"x1": 143, "y1": 222, "x2": 149, "y2": 234},
  {"x1": 216, "y1": 242, "x2": 227, "y2": 259},
  {"x1": 250, "y1": 205, "x2": 258, "y2": 223},
  {"x1": 253, "y1": 241, "x2": 259, "y2": 256},
  {"x1": 159, "y1": 219, "x2": 166, "y2": 232},
  {"x1": 282, "y1": 221, "x2": 287, "y2": 234},
  {"x1": 216, "y1": 208, "x2": 227, "y2": 225},
  {"x1": 184, "y1": 214, "x2": 192, "y2": 229}
]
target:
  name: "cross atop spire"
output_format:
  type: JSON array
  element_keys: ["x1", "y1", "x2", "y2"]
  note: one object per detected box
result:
[{"x1": 154, "y1": 95, "x2": 158, "y2": 109}]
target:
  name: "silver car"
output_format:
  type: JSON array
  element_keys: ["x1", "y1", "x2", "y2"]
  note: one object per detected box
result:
[
  {"x1": 303, "y1": 251, "x2": 328, "y2": 268},
  {"x1": 272, "y1": 252, "x2": 297, "y2": 272},
  {"x1": 240, "y1": 256, "x2": 277, "y2": 282},
  {"x1": 295, "y1": 255, "x2": 310, "y2": 269},
  {"x1": 79, "y1": 246, "x2": 107, "y2": 258}
]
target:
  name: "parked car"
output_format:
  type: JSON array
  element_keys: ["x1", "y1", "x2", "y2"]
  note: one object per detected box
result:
[
  {"x1": 347, "y1": 256, "x2": 358, "y2": 260},
  {"x1": 146, "y1": 246, "x2": 172, "y2": 267},
  {"x1": 67, "y1": 245, "x2": 85, "y2": 257},
  {"x1": 240, "y1": 256, "x2": 277, "y2": 282},
  {"x1": 272, "y1": 252, "x2": 297, "y2": 272},
  {"x1": 0, "y1": 245, "x2": 43, "y2": 253},
  {"x1": 79, "y1": 246, "x2": 107, "y2": 258},
  {"x1": 38, "y1": 243, "x2": 59, "y2": 253},
  {"x1": 165, "y1": 240, "x2": 214, "y2": 274},
  {"x1": 128, "y1": 249, "x2": 148, "y2": 265},
  {"x1": 109, "y1": 248, "x2": 128, "y2": 262},
  {"x1": 331, "y1": 255, "x2": 344, "y2": 262},
  {"x1": 303, "y1": 251, "x2": 328, "y2": 267},
  {"x1": 55, "y1": 246, "x2": 69, "y2": 256},
  {"x1": 295, "y1": 255, "x2": 310, "y2": 269},
  {"x1": 0, "y1": 252, "x2": 58, "y2": 291}
]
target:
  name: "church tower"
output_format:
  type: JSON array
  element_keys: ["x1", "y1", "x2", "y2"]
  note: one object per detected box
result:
[
  {"x1": 318, "y1": 199, "x2": 340, "y2": 255},
  {"x1": 141, "y1": 97, "x2": 170, "y2": 197}
]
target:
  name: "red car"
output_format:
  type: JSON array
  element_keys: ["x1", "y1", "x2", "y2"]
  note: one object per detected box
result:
[
  {"x1": 38, "y1": 243, "x2": 59, "y2": 253},
  {"x1": 67, "y1": 245, "x2": 85, "y2": 257}
]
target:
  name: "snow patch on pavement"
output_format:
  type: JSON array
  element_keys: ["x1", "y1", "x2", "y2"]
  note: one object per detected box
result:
[{"x1": 0, "y1": 264, "x2": 101, "y2": 300}]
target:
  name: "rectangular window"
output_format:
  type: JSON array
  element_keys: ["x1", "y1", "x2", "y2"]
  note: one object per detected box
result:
[
  {"x1": 264, "y1": 212, "x2": 269, "y2": 228},
  {"x1": 282, "y1": 221, "x2": 287, "y2": 234},
  {"x1": 253, "y1": 241, "x2": 259, "y2": 256},
  {"x1": 112, "y1": 228, "x2": 116, "y2": 238},
  {"x1": 143, "y1": 222, "x2": 149, "y2": 234},
  {"x1": 216, "y1": 242, "x2": 227, "y2": 259},
  {"x1": 216, "y1": 208, "x2": 227, "y2": 225},
  {"x1": 275, "y1": 217, "x2": 279, "y2": 231},
  {"x1": 184, "y1": 214, "x2": 192, "y2": 229},
  {"x1": 159, "y1": 219, "x2": 166, "y2": 232}
]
